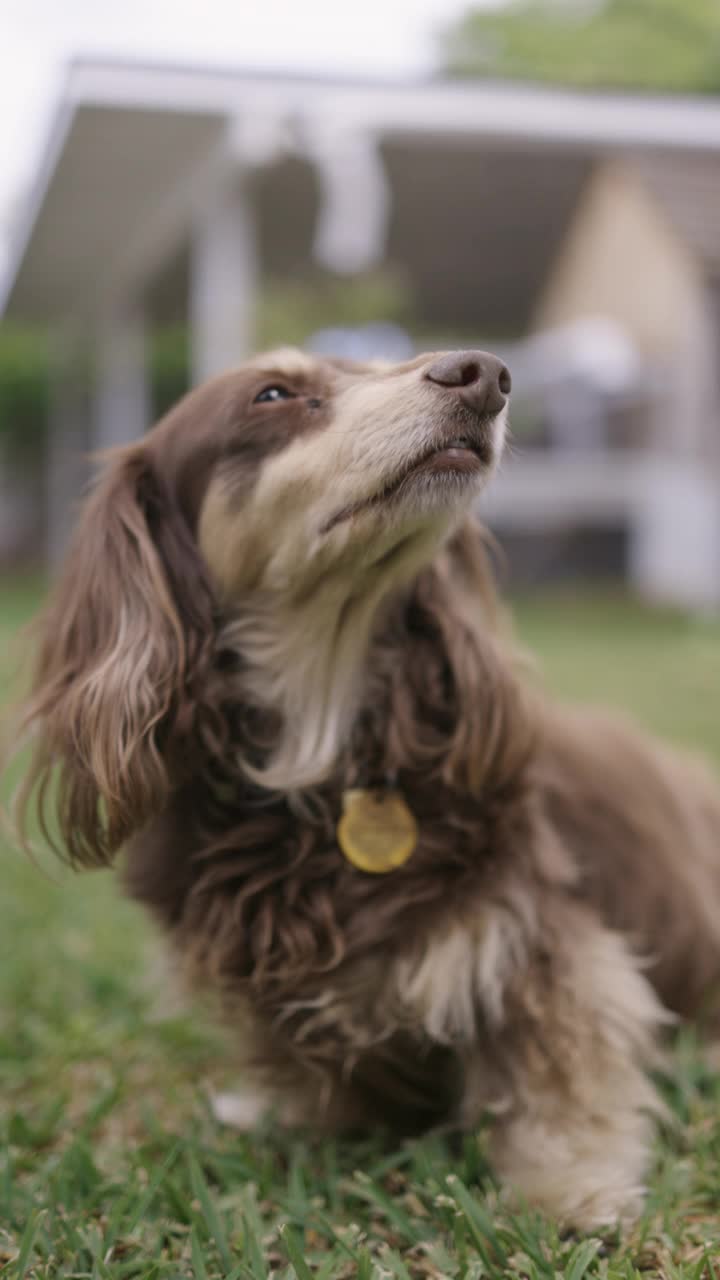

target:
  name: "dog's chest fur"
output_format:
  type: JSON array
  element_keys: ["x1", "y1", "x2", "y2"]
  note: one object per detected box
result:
[
  {"x1": 125, "y1": 775, "x2": 536, "y2": 1130},
  {"x1": 123, "y1": 566, "x2": 542, "y2": 1126}
]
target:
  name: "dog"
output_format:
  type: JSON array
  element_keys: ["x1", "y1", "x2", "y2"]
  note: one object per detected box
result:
[{"x1": 16, "y1": 346, "x2": 720, "y2": 1230}]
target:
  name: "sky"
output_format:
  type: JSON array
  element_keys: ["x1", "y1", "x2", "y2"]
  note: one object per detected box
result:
[{"x1": 0, "y1": 0, "x2": 502, "y2": 273}]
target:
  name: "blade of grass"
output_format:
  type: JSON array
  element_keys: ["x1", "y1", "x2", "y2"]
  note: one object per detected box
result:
[
  {"x1": 281, "y1": 1224, "x2": 315, "y2": 1280},
  {"x1": 123, "y1": 1141, "x2": 183, "y2": 1237},
  {"x1": 344, "y1": 1172, "x2": 418, "y2": 1239},
  {"x1": 445, "y1": 1174, "x2": 507, "y2": 1269},
  {"x1": 565, "y1": 1238, "x2": 602, "y2": 1280},
  {"x1": 355, "y1": 1251, "x2": 374, "y2": 1280},
  {"x1": 310, "y1": 1211, "x2": 364, "y2": 1265},
  {"x1": 378, "y1": 1247, "x2": 414, "y2": 1280},
  {"x1": 190, "y1": 1225, "x2": 210, "y2": 1280},
  {"x1": 187, "y1": 1151, "x2": 234, "y2": 1274},
  {"x1": 11, "y1": 1207, "x2": 45, "y2": 1279},
  {"x1": 240, "y1": 1211, "x2": 270, "y2": 1280}
]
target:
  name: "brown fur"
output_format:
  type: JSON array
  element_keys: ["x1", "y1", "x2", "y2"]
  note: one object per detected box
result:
[{"x1": 12, "y1": 348, "x2": 720, "y2": 1229}]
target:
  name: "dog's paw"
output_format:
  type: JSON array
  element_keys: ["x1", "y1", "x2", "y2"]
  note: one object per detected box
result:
[
  {"x1": 562, "y1": 1185, "x2": 645, "y2": 1234},
  {"x1": 497, "y1": 1163, "x2": 646, "y2": 1234},
  {"x1": 210, "y1": 1084, "x2": 307, "y2": 1130},
  {"x1": 209, "y1": 1087, "x2": 270, "y2": 1130}
]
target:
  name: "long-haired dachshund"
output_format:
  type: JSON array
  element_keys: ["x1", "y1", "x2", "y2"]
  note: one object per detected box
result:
[{"x1": 16, "y1": 347, "x2": 720, "y2": 1229}]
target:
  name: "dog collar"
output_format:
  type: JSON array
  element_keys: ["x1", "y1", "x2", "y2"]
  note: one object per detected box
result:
[{"x1": 337, "y1": 784, "x2": 417, "y2": 874}]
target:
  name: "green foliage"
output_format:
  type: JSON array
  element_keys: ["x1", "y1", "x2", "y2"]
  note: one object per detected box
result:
[
  {"x1": 2, "y1": 578, "x2": 720, "y2": 1276},
  {"x1": 150, "y1": 326, "x2": 190, "y2": 421},
  {"x1": 256, "y1": 270, "x2": 414, "y2": 349},
  {"x1": 444, "y1": 0, "x2": 720, "y2": 93},
  {"x1": 0, "y1": 325, "x2": 50, "y2": 463},
  {"x1": 0, "y1": 323, "x2": 192, "y2": 464},
  {"x1": 0, "y1": 271, "x2": 413, "y2": 459}
]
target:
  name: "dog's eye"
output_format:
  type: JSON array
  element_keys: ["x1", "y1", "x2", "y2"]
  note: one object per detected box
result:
[{"x1": 254, "y1": 385, "x2": 295, "y2": 404}]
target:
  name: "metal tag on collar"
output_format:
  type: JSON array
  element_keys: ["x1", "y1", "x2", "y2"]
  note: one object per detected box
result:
[{"x1": 337, "y1": 774, "x2": 417, "y2": 874}]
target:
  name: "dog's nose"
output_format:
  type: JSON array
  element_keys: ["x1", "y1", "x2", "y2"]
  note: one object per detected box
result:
[{"x1": 425, "y1": 350, "x2": 511, "y2": 416}]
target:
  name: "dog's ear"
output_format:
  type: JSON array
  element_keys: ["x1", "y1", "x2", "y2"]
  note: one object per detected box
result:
[{"x1": 18, "y1": 447, "x2": 216, "y2": 866}]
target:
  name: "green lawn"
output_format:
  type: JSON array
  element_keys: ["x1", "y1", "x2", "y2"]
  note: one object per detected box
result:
[{"x1": 1, "y1": 577, "x2": 719, "y2": 1280}]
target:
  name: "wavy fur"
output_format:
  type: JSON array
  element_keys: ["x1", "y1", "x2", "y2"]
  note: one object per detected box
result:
[{"x1": 11, "y1": 348, "x2": 720, "y2": 1230}]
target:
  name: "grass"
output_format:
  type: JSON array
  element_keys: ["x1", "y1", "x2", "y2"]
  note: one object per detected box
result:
[{"x1": 1, "y1": 575, "x2": 719, "y2": 1279}]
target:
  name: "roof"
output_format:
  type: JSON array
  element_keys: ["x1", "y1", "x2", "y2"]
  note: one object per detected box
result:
[
  {"x1": 4, "y1": 58, "x2": 720, "y2": 327},
  {"x1": 632, "y1": 153, "x2": 720, "y2": 270}
]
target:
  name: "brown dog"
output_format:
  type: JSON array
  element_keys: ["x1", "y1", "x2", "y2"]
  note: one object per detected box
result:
[{"x1": 16, "y1": 347, "x2": 720, "y2": 1229}]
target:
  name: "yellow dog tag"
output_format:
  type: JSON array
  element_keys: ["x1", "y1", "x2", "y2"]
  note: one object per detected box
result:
[{"x1": 337, "y1": 788, "x2": 417, "y2": 874}]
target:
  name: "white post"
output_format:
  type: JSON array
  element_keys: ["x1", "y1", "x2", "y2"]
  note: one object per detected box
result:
[
  {"x1": 94, "y1": 307, "x2": 151, "y2": 450},
  {"x1": 46, "y1": 334, "x2": 90, "y2": 569},
  {"x1": 190, "y1": 178, "x2": 257, "y2": 384},
  {"x1": 304, "y1": 124, "x2": 389, "y2": 275},
  {"x1": 629, "y1": 458, "x2": 720, "y2": 612}
]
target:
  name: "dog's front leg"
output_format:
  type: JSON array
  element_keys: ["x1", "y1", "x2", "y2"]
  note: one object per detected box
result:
[
  {"x1": 397, "y1": 900, "x2": 669, "y2": 1230},
  {"x1": 474, "y1": 907, "x2": 669, "y2": 1231}
]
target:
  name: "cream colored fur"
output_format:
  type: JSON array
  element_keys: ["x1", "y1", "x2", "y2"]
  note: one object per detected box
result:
[
  {"x1": 215, "y1": 900, "x2": 668, "y2": 1229},
  {"x1": 199, "y1": 355, "x2": 507, "y2": 790}
]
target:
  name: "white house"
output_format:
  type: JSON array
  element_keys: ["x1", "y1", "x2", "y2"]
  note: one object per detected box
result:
[{"x1": 1, "y1": 59, "x2": 719, "y2": 605}]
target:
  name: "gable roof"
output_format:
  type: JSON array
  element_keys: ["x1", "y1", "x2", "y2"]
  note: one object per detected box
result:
[
  {"x1": 3, "y1": 58, "x2": 720, "y2": 327},
  {"x1": 632, "y1": 152, "x2": 720, "y2": 270}
]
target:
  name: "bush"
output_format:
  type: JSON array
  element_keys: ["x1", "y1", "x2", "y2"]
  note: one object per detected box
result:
[
  {"x1": 0, "y1": 271, "x2": 415, "y2": 459},
  {"x1": 0, "y1": 325, "x2": 50, "y2": 464}
]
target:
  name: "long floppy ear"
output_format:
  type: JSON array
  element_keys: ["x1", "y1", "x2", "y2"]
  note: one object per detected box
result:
[
  {"x1": 17, "y1": 448, "x2": 216, "y2": 866},
  {"x1": 410, "y1": 519, "x2": 536, "y2": 795}
]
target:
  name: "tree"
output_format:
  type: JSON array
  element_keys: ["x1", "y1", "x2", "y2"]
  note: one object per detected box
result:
[{"x1": 443, "y1": 0, "x2": 720, "y2": 94}]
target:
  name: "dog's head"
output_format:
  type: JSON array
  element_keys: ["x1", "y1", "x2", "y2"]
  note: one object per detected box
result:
[
  {"x1": 18, "y1": 347, "x2": 510, "y2": 864},
  {"x1": 194, "y1": 346, "x2": 509, "y2": 598}
]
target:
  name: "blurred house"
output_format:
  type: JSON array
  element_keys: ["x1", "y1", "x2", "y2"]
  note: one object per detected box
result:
[
  {"x1": 1, "y1": 59, "x2": 719, "y2": 606},
  {"x1": 485, "y1": 154, "x2": 720, "y2": 605}
]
